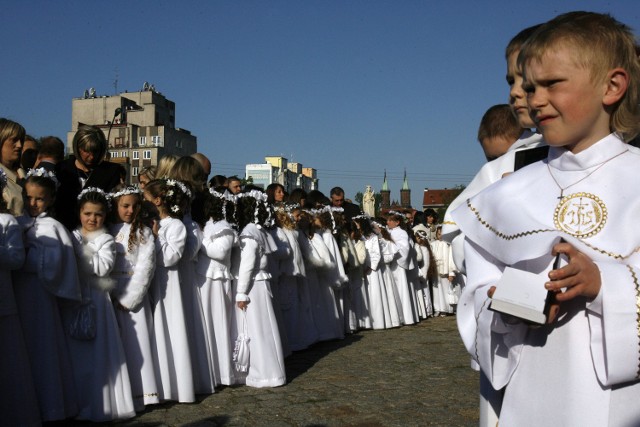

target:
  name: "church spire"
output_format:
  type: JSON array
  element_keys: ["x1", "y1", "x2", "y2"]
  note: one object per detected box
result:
[
  {"x1": 402, "y1": 169, "x2": 409, "y2": 190},
  {"x1": 382, "y1": 169, "x2": 389, "y2": 191}
]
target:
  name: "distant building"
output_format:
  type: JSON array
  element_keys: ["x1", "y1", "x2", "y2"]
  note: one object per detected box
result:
[
  {"x1": 68, "y1": 83, "x2": 197, "y2": 184},
  {"x1": 400, "y1": 170, "x2": 411, "y2": 208},
  {"x1": 422, "y1": 188, "x2": 461, "y2": 211},
  {"x1": 245, "y1": 156, "x2": 318, "y2": 192},
  {"x1": 380, "y1": 170, "x2": 391, "y2": 210}
]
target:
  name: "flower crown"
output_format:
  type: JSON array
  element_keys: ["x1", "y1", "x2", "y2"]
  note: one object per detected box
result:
[
  {"x1": 26, "y1": 167, "x2": 59, "y2": 188},
  {"x1": 110, "y1": 185, "x2": 141, "y2": 200},
  {"x1": 236, "y1": 189, "x2": 274, "y2": 228},
  {"x1": 78, "y1": 187, "x2": 112, "y2": 210},
  {"x1": 0, "y1": 168, "x2": 6, "y2": 190},
  {"x1": 166, "y1": 179, "x2": 192, "y2": 199},
  {"x1": 209, "y1": 187, "x2": 236, "y2": 222}
]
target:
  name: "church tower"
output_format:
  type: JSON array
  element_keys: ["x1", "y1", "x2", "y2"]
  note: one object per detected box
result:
[
  {"x1": 380, "y1": 170, "x2": 391, "y2": 209},
  {"x1": 400, "y1": 169, "x2": 411, "y2": 208}
]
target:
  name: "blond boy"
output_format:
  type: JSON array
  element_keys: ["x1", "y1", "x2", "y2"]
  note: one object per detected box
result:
[{"x1": 453, "y1": 12, "x2": 640, "y2": 425}]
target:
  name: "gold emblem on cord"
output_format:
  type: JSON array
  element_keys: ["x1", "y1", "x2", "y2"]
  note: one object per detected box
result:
[{"x1": 553, "y1": 192, "x2": 607, "y2": 238}]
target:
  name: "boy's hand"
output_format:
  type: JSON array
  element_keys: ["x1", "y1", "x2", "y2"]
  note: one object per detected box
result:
[{"x1": 545, "y1": 241, "x2": 601, "y2": 301}]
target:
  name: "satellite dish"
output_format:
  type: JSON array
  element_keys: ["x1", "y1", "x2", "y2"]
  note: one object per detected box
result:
[
  {"x1": 149, "y1": 84, "x2": 155, "y2": 92},
  {"x1": 89, "y1": 87, "x2": 96, "y2": 97},
  {"x1": 143, "y1": 82, "x2": 149, "y2": 91},
  {"x1": 83, "y1": 89, "x2": 89, "y2": 99}
]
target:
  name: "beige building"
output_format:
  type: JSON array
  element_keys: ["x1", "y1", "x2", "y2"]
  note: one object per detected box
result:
[
  {"x1": 67, "y1": 84, "x2": 197, "y2": 184},
  {"x1": 245, "y1": 156, "x2": 318, "y2": 192}
]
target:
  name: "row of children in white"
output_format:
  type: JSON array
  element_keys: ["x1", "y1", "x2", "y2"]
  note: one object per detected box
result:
[{"x1": 2, "y1": 168, "x2": 456, "y2": 424}]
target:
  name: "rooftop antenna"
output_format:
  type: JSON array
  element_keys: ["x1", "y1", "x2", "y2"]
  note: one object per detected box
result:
[{"x1": 113, "y1": 67, "x2": 119, "y2": 95}]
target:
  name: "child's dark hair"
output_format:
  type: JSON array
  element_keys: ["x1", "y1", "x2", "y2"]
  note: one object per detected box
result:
[
  {"x1": 144, "y1": 178, "x2": 190, "y2": 220},
  {"x1": 235, "y1": 190, "x2": 272, "y2": 230},
  {"x1": 77, "y1": 187, "x2": 110, "y2": 225},
  {"x1": 353, "y1": 216, "x2": 374, "y2": 237},
  {"x1": 202, "y1": 188, "x2": 235, "y2": 226},
  {"x1": 23, "y1": 170, "x2": 58, "y2": 215},
  {"x1": 111, "y1": 184, "x2": 147, "y2": 253}
]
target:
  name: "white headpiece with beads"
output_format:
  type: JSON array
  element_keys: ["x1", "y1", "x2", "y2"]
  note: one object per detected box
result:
[
  {"x1": 78, "y1": 186, "x2": 112, "y2": 210},
  {"x1": 26, "y1": 167, "x2": 59, "y2": 188}
]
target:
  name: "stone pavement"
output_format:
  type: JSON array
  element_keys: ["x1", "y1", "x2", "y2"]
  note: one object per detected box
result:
[{"x1": 109, "y1": 316, "x2": 479, "y2": 426}]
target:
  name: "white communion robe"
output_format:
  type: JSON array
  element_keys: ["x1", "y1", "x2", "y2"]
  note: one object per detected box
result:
[
  {"x1": 451, "y1": 135, "x2": 640, "y2": 426},
  {"x1": 196, "y1": 219, "x2": 237, "y2": 386},
  {"x1": 67, "y1": 228, "x2": 135, "y2": 422},
  {"x1": 110, "y1": 222, "x2": 160, "y2": 410},
  {"x1": 150, "y1": 217, "x2": 195, "y2": 403},
  {"x1": 363, "y1": 234, "x2": 392, "y2": 330}
]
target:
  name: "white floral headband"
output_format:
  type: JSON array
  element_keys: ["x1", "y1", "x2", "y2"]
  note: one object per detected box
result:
[
  {"x1": 166, "y1": 179, "x2": 192, "y2": 199},
  {"x1": 110, "y1": 186, "x2": 141, "y2": 200},
  {"x1": 78, "y1": 186, "x2": 112, "y2": 210},
  {"x1": 26, "y1": 167, "x2": 59, "y2": 188},
  {"x1": 209, "y1": 187, "x2": 235, "y2": 221}
]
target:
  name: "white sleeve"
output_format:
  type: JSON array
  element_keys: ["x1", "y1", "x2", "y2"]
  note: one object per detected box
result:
[
  {"x1": 458, "y1": 238, "x2": 528, "y2": 390},
  {"x1": 367, "y1": 237, "x2": 382, "y2": 271},
  {"x1": 0, "y1": 217, "x2": 24, "y2": 270},
  {"x1": 117, "y1": 228, "x2": 156, "y2": 310},
  {"x1": 88, "y1": 234, "x2": 116, "y2": 277},
  {"x1": 585, "y1": 261, "x2": 640, "y2": 386},
  {"x1": 202, "y1": 232, "x2": 234, "y2": 262},
  {"x1": 236, "y1": 236, "x2": 259, "y2": 299},
  {"x1": 156, "y1": 221, "x2": 186, "y2": 267}
]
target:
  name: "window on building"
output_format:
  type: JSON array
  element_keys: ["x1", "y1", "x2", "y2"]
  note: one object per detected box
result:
[
  {"x1": 152, "y1": 136, "x2": 162, "y2": 146},
  {"x1": 139, "y1": 136, "x2": 146, "y2": 146},
  {"x1": 143, "y1": 150, "x2": 151, "y2": 160},
  {"x1": 121, "y1": 151, "x2": 127, "y2": 158},
  {"x1": 110, "y1": 151, "x2": 118, "y2": 158},
  {"x1": 175, "y1": 140, "x2": 182, "y2": 148},
  {"x1": 132, "y1": 151, "x2": 139, "y2": 160},
  {"x1": 132, "y1": 167, "x2": 139, "y2": 176}
]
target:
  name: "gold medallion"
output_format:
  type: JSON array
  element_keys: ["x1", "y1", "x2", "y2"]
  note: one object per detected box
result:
[{"x1": 554, "y1": 192, "x2": 607, "y2": 238}]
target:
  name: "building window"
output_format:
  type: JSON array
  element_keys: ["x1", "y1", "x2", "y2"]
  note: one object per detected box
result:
[
  {"x1": 143, "y1": 150, "x2": 151, "y2": 160},
  {"x1": 152, "y1": 136, "x2": 162, "y2": 146},
  {"x1": 121, "y1": 151, "x2": 127, "y2": 158},
  {"x1": 175, "y1": 140, "x2": 182, "y2": 148},
  {"x1": 132, "y1": 151, "x2": 139, "y2": 160},
  {"x1": 132, "y1": 167, "x2": 139, "y2": 176},
  {"x1": 139, "y1": 136, "x2": 146, "y2": 146}
]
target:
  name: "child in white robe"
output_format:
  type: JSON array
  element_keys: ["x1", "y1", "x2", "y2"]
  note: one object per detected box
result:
[
  {"x1": 167, "y1": 158, "x2": 213, "y2": 394},
  {"x1": 297, "y1": 210, "x2": 338, "y2": 343},
  {"x1": 348, "y1": 217, "x2": 372, "y2": 331},
  {"x1": 452, "y1": 12, "x2": 640, "y2": 425},
  {"x1": 196, "y1": 188, "x2": 237, "y2": 386},
  {"x1": 234, "y1": 190, "x2": 286, "y2": 387},
  {"x1": 376, "y1": 222, "x2": 403, "y2": 328},
  {"x1": 143, "y1": 178, "x2": 195, "y2": 403},
  {"x1": 109, "y1": 185, "x2": 159, "y2": 411},
  {"x1": 67, "y1": 187, "x2": 135, "y2": 421},
  {"x1": 430, "y1": 226, "x2": 456, "y2": 316},
  {"x1": 15, "y1": 169, "x2": 80, "y2": 421},
  {"x1": 413, "y1": 226, "x2": 435, "y2": 318},
  {"x1": 355, "y1": 217, "x2": 390, "y2": 330},
  {"x1": 386, "y1": 211, "x2": 418, "y2": 325},
  {"x1": 0, "y1": 169, "x2": 40, "y2": 427}
]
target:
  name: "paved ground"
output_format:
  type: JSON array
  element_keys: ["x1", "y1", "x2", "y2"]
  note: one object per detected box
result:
[{"x1": 104, "y1": 316, "x2": 479, "y2": 426}]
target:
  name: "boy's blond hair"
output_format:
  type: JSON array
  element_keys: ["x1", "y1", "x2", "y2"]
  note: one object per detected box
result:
[{"x1": 519, "y1": 11, "x2": 640, "y2": 142}]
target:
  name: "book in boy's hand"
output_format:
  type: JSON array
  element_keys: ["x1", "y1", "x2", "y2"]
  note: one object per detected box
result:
[{"x1": 489, "y1": 266, "x2": 551, "y2": 325}]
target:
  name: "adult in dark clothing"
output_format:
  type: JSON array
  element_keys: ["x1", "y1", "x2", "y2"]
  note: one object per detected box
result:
[
  {"x1": 330, "y1": 186, "x2": 360, "y2": 221},
  {"x1": 55, "y1": 125, "x2": 121, "y2": 230}
]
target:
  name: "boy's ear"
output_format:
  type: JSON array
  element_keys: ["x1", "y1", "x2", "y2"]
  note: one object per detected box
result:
[{"x1": 602, "y1": 68, "x2": 629, "y2": 106}]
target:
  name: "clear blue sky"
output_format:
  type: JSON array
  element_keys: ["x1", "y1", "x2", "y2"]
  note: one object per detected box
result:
[{"x1": 2, "y1": 1, "x2": 637, "y2": 207}]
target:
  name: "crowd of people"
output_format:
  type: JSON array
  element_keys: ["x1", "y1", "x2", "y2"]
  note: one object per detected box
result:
[{"x1": 0, "y1": 119, "x2": 460, "y2": 424}]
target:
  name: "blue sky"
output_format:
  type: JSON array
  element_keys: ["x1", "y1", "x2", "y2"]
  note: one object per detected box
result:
[{"x1": 2, "y1": 1, "x2": 637, "y2": 207}]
